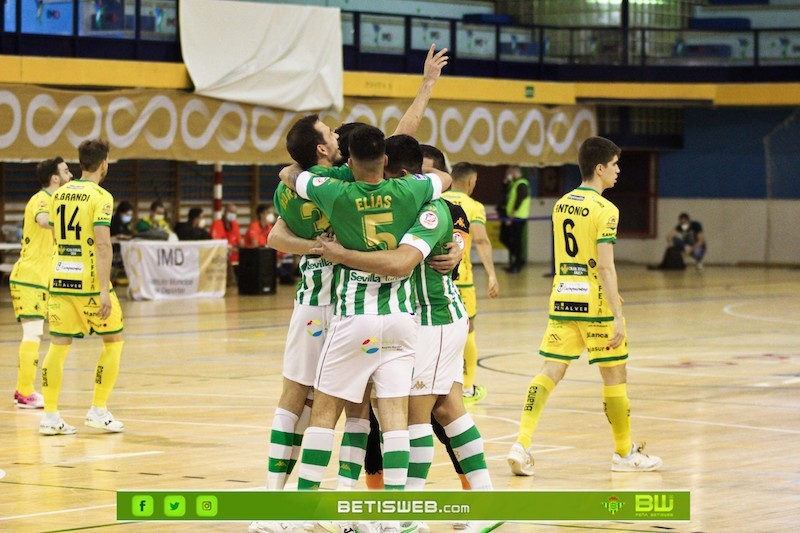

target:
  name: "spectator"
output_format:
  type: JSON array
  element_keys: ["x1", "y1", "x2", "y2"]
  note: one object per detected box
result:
[
  {"x1": 667, "y1": 212, "x2": 706, "y2": 269},
  {"x1": 211, "y1": 203, "x2": 242, "y2": 265},
  {"x1": 245, "y1": 204, "x2": 276, "y2": 248},
  {"x1": 110, "y1": 201, "x2": 134, "y2": 240},
  {"x1": 500, "y1": 165, "x2": 529, "y2": 273},
  {"x1": 134, "y1": 200, "x2": 174, "y2": 239},
  {"x1": 175, "y1": 207, "x2": 211, "y2": 241}
]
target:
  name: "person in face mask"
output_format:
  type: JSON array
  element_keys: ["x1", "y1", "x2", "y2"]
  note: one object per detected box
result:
[
  {"x1": 175, "y1": 207, "x2": 212, "y2": 241},
  {"x1": 110, "y1": 201, "x2": 135, "y2": 240},
  {"x1": 135, "y1": 200, "x2": 174, "y2": 236},
  {"x1": 210, "y1": 203, "x2": 243, "y2": 267},
  {"x1": 245, "y1": 203, "x2": 277, "y2": 248},
  {"x1": 667, "y1": 212, "x2": 706, "y2": 269}
]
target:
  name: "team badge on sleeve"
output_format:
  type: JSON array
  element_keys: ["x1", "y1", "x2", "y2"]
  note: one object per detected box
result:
[
  {"x1": 312, "y1": 177, "x2": 329, "y2": 187},
  {"x1": 453, "y1": 232, "x2": 466, "y2": 250},
  {"x1": 419, "y1": 210, "x2": 439, "y2": 229},
  {"x1": 606, "y1": 216, "x2": 617, "y2": 229}
]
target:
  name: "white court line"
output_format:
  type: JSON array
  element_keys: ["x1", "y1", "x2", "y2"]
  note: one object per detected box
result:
[
  {"x1": 723, "y1": 302, "x2": 800, "y2": 325},
  {"x1": 0, "y1": 504, "x2": 116, "y2": 522},
  {"x1": 51, "y1": 451, "x2": 164, "y2": 465},
  {"x1": 59, "y1": 390, "x2": 278, "y2": 399}
]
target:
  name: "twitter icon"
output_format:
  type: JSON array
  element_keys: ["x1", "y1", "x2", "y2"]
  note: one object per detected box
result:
[{"x1": 164, "y1": 495, "x2": 185, "y2": 517}]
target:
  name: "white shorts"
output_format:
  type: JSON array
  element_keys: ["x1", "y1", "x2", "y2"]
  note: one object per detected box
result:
[
  {"x1": 315, "y1": 313, "x2": 417, "y2": 403},
  {"x1": 410, "y1": 316, "x2": 468, "y2": 396},
  {"x1": 283, "y1": 303, "x2": 334, "y2": 386}
]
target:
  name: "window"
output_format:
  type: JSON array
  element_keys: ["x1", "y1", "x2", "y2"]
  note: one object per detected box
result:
[
  {"x1": 78, "y1": 0, "x2": 135, "y2": 38},
  {"x1": 140, "y1": 0, "x2": 176, "y2": 41},
  {"x1": 21, "y1": 0, "x2": 74, "y2": 35}
]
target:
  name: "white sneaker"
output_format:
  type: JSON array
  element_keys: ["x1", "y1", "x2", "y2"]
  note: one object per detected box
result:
[
  {"x1": 507, "y1": 442, "x2": 534, "y2": 476},
  {"x1": 85, "y1": 407, "x2": 124, "y2": 433},
  {"x1": 248, "y1": 522, "x2": 313, "y2": 533},
  {"x1": 612, "y1": 442, "x2": 662, "y2": 472},
  {"x1": 39, "y1": 414, "x2": 77, "y2": 436},
  {"x1": 463, "y1": 521, "x2": 504, "y2": 533}
]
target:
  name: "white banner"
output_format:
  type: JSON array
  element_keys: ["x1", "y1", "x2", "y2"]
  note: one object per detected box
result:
[
  {"x1": 120, "y1": 240, "x2": 228, "y2": 300},
  {"x1": 180, "y1": 0, "x2": 344, "y2": 111}
]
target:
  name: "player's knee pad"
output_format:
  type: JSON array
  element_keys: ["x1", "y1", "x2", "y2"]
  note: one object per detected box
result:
[{"x1": 22, "y1": 319, "x2": 44, "y2": 342}]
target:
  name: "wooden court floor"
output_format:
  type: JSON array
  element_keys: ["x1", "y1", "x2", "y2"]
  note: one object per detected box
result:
[{"x1": 1, "y1": 264, "x2": 799, "y2": 533}]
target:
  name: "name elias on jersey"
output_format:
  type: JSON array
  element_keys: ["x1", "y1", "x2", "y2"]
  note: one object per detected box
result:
[
  {"x1": 355, "y1": 195, "x2": 392, "y2": 211},
  {"x1": 554, "y1": 203, "x2": 590, "y2": 217}
]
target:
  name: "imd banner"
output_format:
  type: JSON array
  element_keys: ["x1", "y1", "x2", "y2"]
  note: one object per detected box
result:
[
  {"x1": 120, "y1": 240, "x2": 228, "y2": 301},
  {"x1": 0, "y1": 84, "x2": 595, "y2": 165}
]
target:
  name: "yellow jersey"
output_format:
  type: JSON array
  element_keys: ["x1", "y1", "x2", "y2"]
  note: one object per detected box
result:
[
  {"x1": 10, "y1": 189, "x2": 54, "y2": 289},
  {"x1": 549, "y1": 187, "x2": 619, "y2": 321},
  {"x1": 441, "y1": 190, "x2": 486, "y2": 287},
  {"x1": 48, "y1": 180, "x2": 114, "y2": 296}
]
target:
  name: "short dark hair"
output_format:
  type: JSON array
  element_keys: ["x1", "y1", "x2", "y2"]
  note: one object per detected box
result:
[
  {"x1": 150, "y1": 200, "x2": 164, "y2": 212},
  {"x1": 578, "y1": 136, "x2": 621, "y2": 180},
  {"x1": 116, "y1": 200, "x2": 134, "y2": 215},
  {"x1": 188, "y1": 207, "x2": 203, "y2": 221},
  {"x1": 335, "y1": 122, "x2": 368, "y2": 162},
  {"x1": 679, "y1": 212, "x2": 690, "y2": 220},
  {"x1": 348, "y1": 125, "x2": 385, "y2": 164},
  {"x1": 451, "y1": 161, "x2": 477, "y2": 182},
  {"x1": 420, "y1": 144, "x2": 448, "y2": 172},
  {"x1": 386, "y1": 135, "x2": 423, "y2": 175},
  {"x1": 78, "y1": 138, "x2": 109, "y2": 172},
  {"x1": 256, "y1": 203, "x2": 269, "y2": 216},
  {"x1": 36, "y1": 156, "x2": 65, "y2": 187},
  {"x1": 286, "y1": 114, "x2": 324, "y2": 170}
]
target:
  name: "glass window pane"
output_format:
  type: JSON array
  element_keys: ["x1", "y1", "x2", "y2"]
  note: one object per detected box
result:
[
  {"x1": 140, "y1": 0, "x2": 177, "y2": 41},
  {"x1": 21, "y1": 0, "x2": 74, "y2": 35},
  {"x1": 759, "y1": 30, "x2": 800, "y2": 66},
  {"x1": 79, "y1": 0, "x2": 135, "y2": 38},
  {"x1": 4, "y1": 0, "x2": 16, "y2": 32},
  {"x1": 341, "y1": 12, "x2": 354, "y2": 46},
  {"x1": 456, "y1": 22, "x2": 496, "y2": 60},
  {"x1": 500, "y1": 27, "x2": 536, "y2": 62},
  {"x1": 411, "y1": 18, "x2": 451, "y2": 51},
  {"x1": 360, "y1": 14, "x2": 405, "y2": 55}
]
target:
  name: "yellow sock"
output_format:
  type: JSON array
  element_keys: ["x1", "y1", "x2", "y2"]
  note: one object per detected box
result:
[
  {"x1": 92, "y1": 341, "x2": 124, "y2": 408},
  {"x1": 516, "y1": 374, "x2": 555, "y2": 448},
  {"x1": 16, "y1": 341, "x2": 40, "y2": 395},
  {"x1": 41, "y1": 344, "x2": 71, "y2": 413},
  {"x1": 603, "y1": 383, "x2": 632, "y2": 456},
  {"x1": 462, "y1": 330, "x2": 478, "y2": 389}
]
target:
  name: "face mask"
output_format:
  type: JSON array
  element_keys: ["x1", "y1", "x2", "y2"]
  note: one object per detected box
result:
[
  {"x1": 225, "y1": 213, "x2": 237, "y2": 222},
  {"x1": 153, "y1": 213, "x2": 165, "y2": 222},
  {"x1": 121, "y1": 214, "x2": 132, "y2": 224},
  {"x1": 680, "y1": 223, "x2": 690, "y2": 231},
  {"x1": 198, "y1": 218, "x2": 207, "y2": 228},
  {"x1": 266, "y1": 213, "x2": 276, "y2": 225}
]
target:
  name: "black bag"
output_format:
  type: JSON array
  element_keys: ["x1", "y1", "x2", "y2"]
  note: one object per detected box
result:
[{"x1": 657, "y1": 246, "x2": 686, "y2": 270}]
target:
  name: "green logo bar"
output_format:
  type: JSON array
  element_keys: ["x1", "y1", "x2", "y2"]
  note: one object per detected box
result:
[{"x1": 117, "y1": 491, "x2": 689, "y2": 521}]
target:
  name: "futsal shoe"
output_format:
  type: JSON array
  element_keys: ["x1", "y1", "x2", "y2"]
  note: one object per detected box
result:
[
  {"x1": 507, "y1": 442, "x2": 535, "y2": 476},
  {"x1": 462, "y1": 385, "x2": 487, "y2": 405},
  {"x1": 39, "y1": 414, "x2": 77, "y2": 436},
  {"x1": 14, "y1": 390, "x2": 44, "y2": 409},
  {"x1": 611, "y1": 443, "x2": 662, "y2": 472},
  {"x1": 85, "y1": 407, "x2": 125, "y2": 433}
]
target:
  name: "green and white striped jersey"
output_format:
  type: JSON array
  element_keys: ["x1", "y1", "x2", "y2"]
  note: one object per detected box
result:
[
  {"x1": 401, "y1": 200, "x2": 467, "y2": 326},
  {"x1": 273, "y1": 164, "x2": 354, "y2": 306},
  {"x1": 297, "y1": 171, "x2": 442, "y2": 315}
]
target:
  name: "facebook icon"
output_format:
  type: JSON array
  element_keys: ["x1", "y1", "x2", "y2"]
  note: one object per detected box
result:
[{"x1": 132, "y1": 495, "x2": 154, "y2": 517}]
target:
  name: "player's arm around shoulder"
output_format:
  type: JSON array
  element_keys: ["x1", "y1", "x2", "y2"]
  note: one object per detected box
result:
[
  {"x1": 267, "y1": 217, "x2": 318, "y2": 256},
  {"x1": 312, "y1": 237, "x2": 422, "y2": 278}
]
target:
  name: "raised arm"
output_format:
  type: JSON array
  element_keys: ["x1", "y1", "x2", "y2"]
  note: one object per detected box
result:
[
  {"x1": 392, "y1": 44, "x2": 448, "y2": 137},
  {"x1": 597, "y1": 242, "x2": 624, "y2": 349},
  {"x1": 423, "y1": 167, "x2": 452, "y2": 193},
  {"x1": 279, "y1": 163, "x2": 304, "y2": 191},
  {"x1": 267, "y1": 217, "x2": 317, "y2": 255},
  {"x1": 471, "y1": 222, "x2": 499, "y2": 298},
  {"x1": 313, "y1": 238, "x2": 422, "y2": 278}
]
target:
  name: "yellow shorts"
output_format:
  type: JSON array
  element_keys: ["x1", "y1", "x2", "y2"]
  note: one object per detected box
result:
[
  {"x1": 48, "y1": 292, "x2": 124, "y2": 338},
  {"x1": 539, "y1": 318, "x2": 628, "y2": 367},
  {"x1": 9, "y1": 281, "x2": 49, "y2": 321},
  {"x1": 456, "y1": 285, "x2": 477, "y2": 319}
]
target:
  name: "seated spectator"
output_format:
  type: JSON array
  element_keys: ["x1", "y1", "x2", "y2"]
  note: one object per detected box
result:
[
  {"x1": 211, "y1": 203, "x2": 242, "y2": 265},
  {"x1": 175, "y1": 207, "x2": 211, "y2": 241},
  {"x1": 245, "y1": 204, "x2": 276, "y2": 248},
  {"x1": 667, "y1": 212, "x2": 706, "y2": 269},
  {"x1": 110, "y1": 201, "x2": 135, "y2": 241},
  {"x1": 135, "y1": 200, "x2": 174, "y2": 240}
]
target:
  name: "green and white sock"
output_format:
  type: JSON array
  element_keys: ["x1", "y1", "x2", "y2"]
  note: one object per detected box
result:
[
  {"x1": 381, "y1": 429, "x2": 410, "y2": 490},
  {"x1": 267, "y1": 407, "x2": 298, "y2": 490},
  {"x1": 337, "y1": 417, "x2": 370, "y2": 489},
  {"x1": 444, "y1": 414, "x2": 493, "y2": 490},
  {"x1": 297, "y1": 426, "x2": 334, "y2": 490},
  {"x1": 406, "y1": 423, "x2": 434, "y2": 490}
]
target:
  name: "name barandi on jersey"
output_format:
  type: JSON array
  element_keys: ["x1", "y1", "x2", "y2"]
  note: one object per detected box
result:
[{"x1": 54, "y1": 192, "x2": 91, "y2": 202}]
